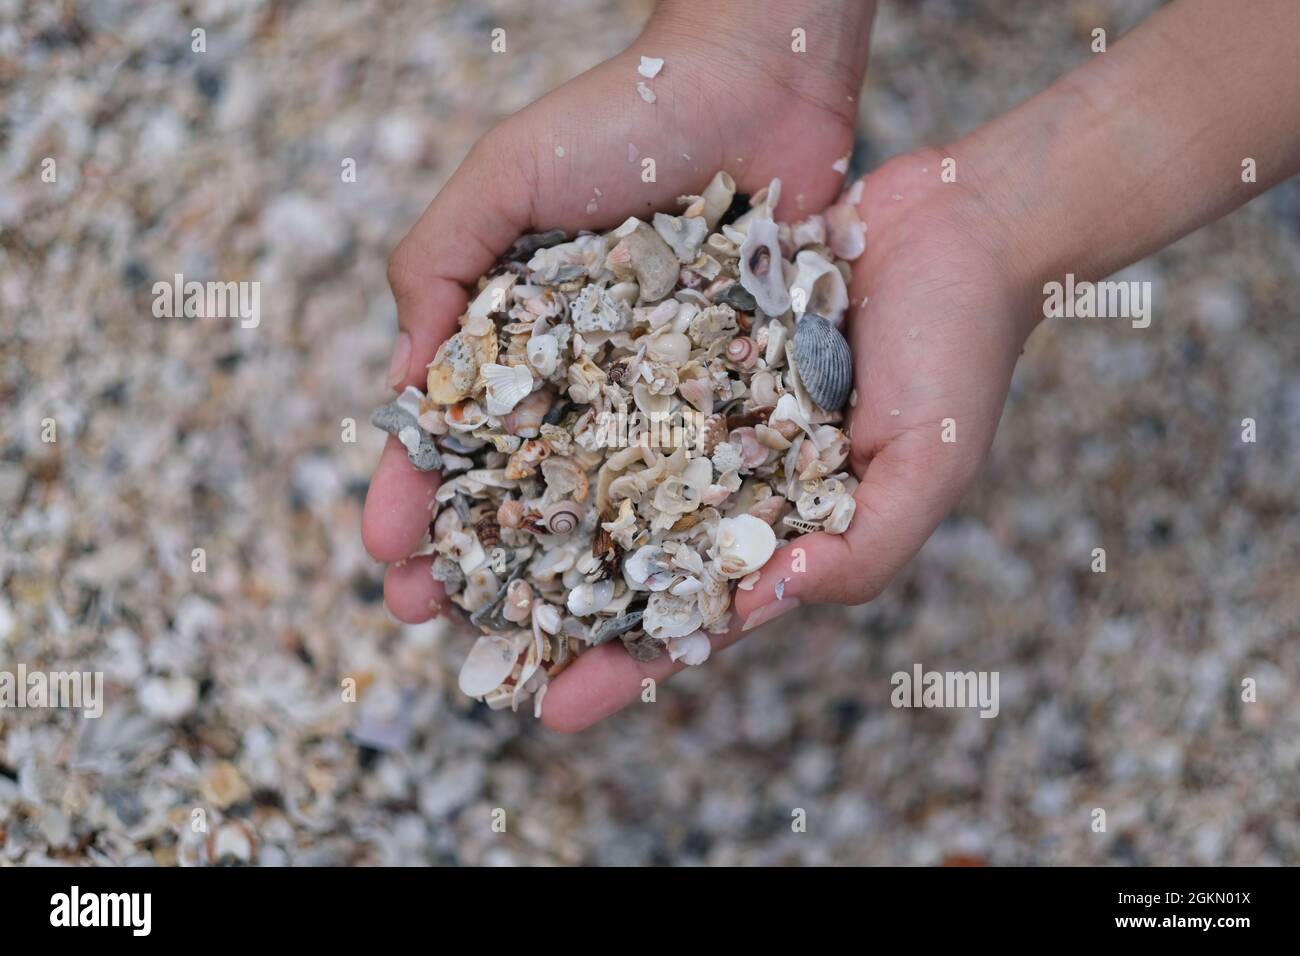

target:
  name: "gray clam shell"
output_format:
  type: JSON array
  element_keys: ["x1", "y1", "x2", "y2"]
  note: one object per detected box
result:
[{"x1": 793, "y1": 314, "x2": 853, "y2": 412}]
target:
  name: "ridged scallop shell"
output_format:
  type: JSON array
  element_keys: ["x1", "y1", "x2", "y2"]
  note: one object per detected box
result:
[
  {"x1": 542, "y1": 500, "x2": 582, "y2": 535},
  {"x1": 482, "y1": 362, "x2": 535, "y2": 416},
  {"x1": 792, "y1": 314, "x2": 853, "y2": 412}
]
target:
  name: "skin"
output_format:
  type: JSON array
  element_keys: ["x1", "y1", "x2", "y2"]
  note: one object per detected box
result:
[{"x1": 365, "y1": 0, "x2": 1300, "y2": 731}]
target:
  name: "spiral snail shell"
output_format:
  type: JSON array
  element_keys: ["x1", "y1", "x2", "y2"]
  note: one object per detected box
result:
[
  {"x1": 725, "y1": 336, "x2": 758, "y2": 369},
  {"x1": 542, "y1": 500, "x2": 582, "y2": 535}
]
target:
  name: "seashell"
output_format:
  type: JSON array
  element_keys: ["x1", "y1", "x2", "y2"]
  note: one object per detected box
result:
[
  {"x1": 622, "y1": 632, "x2": 666, "y2": 662},
  {"x1": 797, "y1": 480, "x2": 842, "y2": 521},
  {"x1": 497, "y1": 499, "x2": 526, "y2": 529},
  {"x1": 446, "y1": 399, "x2": 489, "y2": 431},
  {"x1": 646, "y1": 330, "x2": 692, "y2": 364},
  {"x1": 567, "y1": 579, "x2": 615, "y2": 616},
  {"x1": 654, "y1": 212, "x2": 709, "y2": 263},
  {"x1": 687, "y1": 303, "x2": 739, "y2": 347},
  {"x1": 825, "y1": 203, "x2": 866, "y2": 260},
  {"x1": 526, "y1": 335, "x2": 559, "y2": 376},
  {"x1": 699, "y1": 414, "x2": 728, "y2": 456},
  {"x1": 427, "y1": 330, "x2": 497, "y2": 404},
  {"x1": 824, "y1": 494, "x2": 856, "y2": 535},
  {"x1": 761, "y1": 322, "x2": 788, "y2": 367},
  {"x1": 789, "y1": 250, "x2": 849, "y2": 326},
  {"x1": 624, "y1": 544, "x2": 675, "y2": 591},
  {"x1": 725, "y1": 336, "x2": 758, "y2": 368},
  {"x1": 589, "y1": 611, "x2": 644, "y2": 645},
  {"x1": 542, "y1": 500, "x2": 582, "y2": 535},
  {"x1": 643, "y1": 591, "x2": 704, "y2": 640},
  {"x1": 482, "y1": 363, "x2": 535, "y2": 416},
  {"x1": 678, "y1": 376, "x2": 714, "y2": 414},
  {"x1": 608, "y1": 218, "x2": 679, "y2": 303},
  {"x1": 502, "y1": 579, "x2": 534, "y2": 624},
  {"x1": 499, "y1": 386, "x2": 553, "y2": 438},
  {"x1": 652, "y1": 457, "x2": 711, "y2": 516},
  {"x1": 748, "y1": 494, "x2": 787, "y2": 526},
  {"x1": 730, "y1": 427, "x2": 770, "y2": 469},
  {"x1": 541, "y1": 456, "x2": 590, "y2": 502},
  {"x1": 570, "y1": 284, "x2": 631, "y2": 333},
  {"x1": 699, "y1": 170, "x2": 736, "y2": 230},
  {"x1": 528, "y1": 234, "x2": 608, "y2": 283},
  {"x1": 714, "y1": 514, "x2": 777, "y2": 578},
  {"x1": 468, "y1": 273, "x2": 518, "y2": 323},
  {"x1": 792, "y1": 314, "x2": 853, "y2": 412},
  {"x1": 505, "y1": 229, "x2": 567, "y2": 262},
  {"x1": 782, "y1": 514, "x2": 825, "y2": 535},
  {"x1": 792, "y1": 214, "x2": 827, "y2": 250},
  {"x1": 459, "y1": 631, "x2": 528, "y2": 698},
  {"x1": 668, "y1": 631, "x2": 712, "y2": 666},
  {"x1": 505, "y1": 438, "x2": 550, "y2": 480},
  {"x1": 738, "y1": 218, "x2": 791, "y2": 316}
]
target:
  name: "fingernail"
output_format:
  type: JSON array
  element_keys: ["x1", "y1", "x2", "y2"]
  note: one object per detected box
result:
[
  {"x1": 386, "y1": 332, "x2": 412, "y2": 390},
  {"x1": 742, "y1": 597, "x2": 801, "y2": 632}
]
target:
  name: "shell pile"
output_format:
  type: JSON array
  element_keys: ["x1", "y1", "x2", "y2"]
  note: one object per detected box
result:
[{"x1": 371, "y1": 170, "x2": 865, "y2": 717}]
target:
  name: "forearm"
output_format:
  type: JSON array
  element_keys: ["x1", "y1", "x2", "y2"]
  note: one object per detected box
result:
[
  {"x1": 645, "y1": 0, "x2": 876, "y2": 123},
  {"x1": 948, "y1": 0, "x2": 1300, "y2": 331}
]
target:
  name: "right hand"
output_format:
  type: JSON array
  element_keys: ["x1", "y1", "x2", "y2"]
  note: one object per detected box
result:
[{"x1": 365, "y1": 19, "x2": 866, "y2": 621}]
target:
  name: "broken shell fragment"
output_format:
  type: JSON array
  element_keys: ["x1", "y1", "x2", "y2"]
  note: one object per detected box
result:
[
  {"x1": 793, "y1": 314, "x2": 853, "y2": 412},
  {"x1": 482, "y1": 362, "x2": 535, "y2": 416},
  {"x1": 739, "y1": 218, "x2": 792, "y2": 316},
  {"x1": 609, "y1": 217, "x2": 678, "y2": 303}
]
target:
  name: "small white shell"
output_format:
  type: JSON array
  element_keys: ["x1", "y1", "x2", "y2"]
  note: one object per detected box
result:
[
  {"x1": 668, "y1": 631, "x2": 712, "y2": 665},
  {"x1": 567, "y1": 579, "x2": 616, "y2": 616},
  {"x1": 482, "y1": 363, "x2": 535, "y2": 416},
  {"x1": 458, "y1": 632, "x2": 526, "y2": 698},
  {"x1": 789, "y1": 250, "x2": 849, "y2": 326},
  {"x1": 826, "y1": 203, "x2": 866, "y2": 260},
  {"x1": 714, "y1": 514, "x2": 777, "y2": 578},
  {"x1": 526, "y1": 335, "x2": 559, "y2": 376},
  {"x1": 644, "y1": 591, "x2": 704, "y2": 640}
]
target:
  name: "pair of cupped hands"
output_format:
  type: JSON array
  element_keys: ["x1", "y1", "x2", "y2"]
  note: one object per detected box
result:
[{"x1": 362, "y1": 34, "x2": 1034, "y2": 731}]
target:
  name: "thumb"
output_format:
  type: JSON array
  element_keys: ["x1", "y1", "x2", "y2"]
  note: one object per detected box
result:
[
  {"x1": 384, "y1": 127, "x2": 538, "y2": 391},
  {"x1": 731, "y1": 429, "x2": 981, "y2": 629}
]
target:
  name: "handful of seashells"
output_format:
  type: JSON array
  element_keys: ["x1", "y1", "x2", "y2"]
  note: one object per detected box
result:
[{"x1": 372, "y1": 171, "x2": 865, "y2": 717}]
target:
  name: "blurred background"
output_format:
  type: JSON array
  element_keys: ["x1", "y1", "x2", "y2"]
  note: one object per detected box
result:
[{"x1": 2, "y1": 0, "x2": 1298, "y2": 865}]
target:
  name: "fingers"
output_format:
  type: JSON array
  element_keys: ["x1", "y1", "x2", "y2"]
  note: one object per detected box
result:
[
  {"x1": 539, "y1": 616, "x2": 748, "y2": 733},
  {"x1": 361, "y1": 438, "x2": 439, "y2": 563},
  {"x1": 732, "y1": 432, "x2": 974, "y2": 624},
  {"x1": 383, "y1": 555, "x2": 447, "y2": 624}
]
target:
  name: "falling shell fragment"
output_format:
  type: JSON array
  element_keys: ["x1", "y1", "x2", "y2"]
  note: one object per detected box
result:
[{"x1": 374, "y1": 169, "x2": 860, "y2": 716}]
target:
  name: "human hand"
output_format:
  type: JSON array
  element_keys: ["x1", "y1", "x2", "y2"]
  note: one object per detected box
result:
[
  {"x1": 539, "y1": 148, "x2": 1036, "y2": 729},
  {"x1": 365, "y1": 5, "x2": 872, "y2": 617}
]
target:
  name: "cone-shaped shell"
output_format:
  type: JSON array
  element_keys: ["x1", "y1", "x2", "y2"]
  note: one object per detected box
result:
[{"x1": 793, "y1": 314, "x2": 853, "y2": 412}]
